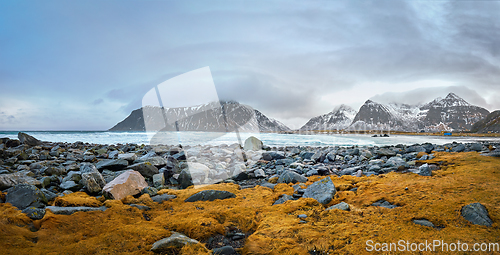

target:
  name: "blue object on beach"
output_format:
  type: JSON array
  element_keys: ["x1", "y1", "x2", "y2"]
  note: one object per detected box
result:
[{"x1": 444, "y1": 132, "x2": 452, "y2": 136}]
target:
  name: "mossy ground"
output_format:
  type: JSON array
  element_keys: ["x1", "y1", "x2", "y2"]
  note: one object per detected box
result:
[{"x1": 1, "y1": 152, "x2": 499, "y2": 254}]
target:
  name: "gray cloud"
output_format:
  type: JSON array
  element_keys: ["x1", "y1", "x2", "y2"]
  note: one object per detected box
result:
[{"x1": 0, "y1": 0, "x2": 499, "y2": 130}]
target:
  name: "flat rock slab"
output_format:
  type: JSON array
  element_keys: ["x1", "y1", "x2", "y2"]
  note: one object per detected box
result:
[
  {"x1": 302, "y1": 177, "x2": 336, "y2": 205},
  {"x1": 46, "y1": 206, "x2": 107, "y2": 215},
  {"x1": 413, "y1": 219, "x2": 435, "y2": 228},
  {"x1": 151, "y1": 232, "x2": 202, "y2": 252},
  {"x1": 461, "y1": 202, "x2": 493, "y2": 226},
  {"x1": 326, "y1": 201, "x2": 350, "y2": 211},
  {"x1": 372, "y1": 199, "x2": 398, "y2": 209},
  {"x1": 96, "y1": 159, "x2": 129, "y2": 171},
  {"x1": 151, "y1": 193, "x2": 177, "y2": 203},
  {"x1": 185, "y1": 190, "x2": 236, "y2": 202}
]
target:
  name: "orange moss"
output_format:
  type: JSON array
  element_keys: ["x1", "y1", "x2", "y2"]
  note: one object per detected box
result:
[
  {"x1": 179, "y1": 243, "x2": 210, "y2": 254},
  {"x1": 416, "y1": 151, "x2": 428, "y2": 158},
  {"x1": 54, "y1": 192, "x2": 103, "y2": 207},
  {"x1": 122, "y1": 194, "x2": 155, "y2": 207},
  {"x1": 1, "y1": 152, "x2": 499, "y2": 254}
]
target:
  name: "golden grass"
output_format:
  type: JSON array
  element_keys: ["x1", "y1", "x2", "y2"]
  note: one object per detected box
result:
[{"x1": 0, "y1": 152, "x2": 499, "y2": 254}]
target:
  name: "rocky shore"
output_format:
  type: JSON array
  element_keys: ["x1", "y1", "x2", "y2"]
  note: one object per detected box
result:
[{"x1": 1, "y1": 132, "x2": 499, "y2": 254}]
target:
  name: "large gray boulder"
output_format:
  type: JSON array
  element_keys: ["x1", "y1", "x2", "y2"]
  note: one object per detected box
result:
[
  {"x1": 262, "y1": 151, "x2": 285, "y2": 161},
  {"x1": 177, "y1": 169, "x2": 194, "y2": 189},
  {"x1": 376, "y1": 148, "x2": 396, "y2": 157},
  {"x1": 127, "y1": 162, "x2": 159, "y2": 179},
  {"x1": 0, "y1": 172, "x2": 41, "y2": 190},
  {"x1": 5, "y1": 184, "x2": 47, "y2": 210},
  {"x1": 150, "y1": 232, "x2": 202, "y2": 252},
  {"x1": 80, "y1": 163, "x2": 106, "y2": 194},
  {"x1": 418, "y1": 163, "x2": 432, "y2": 176},
  {"x1": 302, "y1": 177, "x2": 336, "y2": 205},
  {"x1": 244, "y1": 136, "x2": 263, "y2": 151},
  {"x1": 18, "y1": 132, "x2": 42, "y2": 146},
  {"x1": 461, "y1": 203, "x2": 493, "y2": 226},
  {"x1": 277, "y1": 170, "x2": 307, "y2": 184},
  {"x1": 185, "y1": 190, "x2": 236, "y2": 202},
  {"x1": 385, "y1": 157, "x2": 408, "y2": 169},
  {"x1": 452, "y1": 144, "x2": 466, "y2": 152}
]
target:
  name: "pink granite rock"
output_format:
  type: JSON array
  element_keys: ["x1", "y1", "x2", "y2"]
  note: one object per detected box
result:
[{"x1": 102, "y1": 170, "x2": 148, "y2": 200}]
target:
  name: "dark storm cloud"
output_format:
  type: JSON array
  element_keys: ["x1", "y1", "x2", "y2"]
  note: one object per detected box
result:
[{"x1": 0, "y1": 0, "x2": 499, "y2": 130}]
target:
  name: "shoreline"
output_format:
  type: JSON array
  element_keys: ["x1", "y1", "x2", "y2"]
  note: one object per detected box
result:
[{"x1": 1, "y1": 133, "x2": 500, "y2": 254}]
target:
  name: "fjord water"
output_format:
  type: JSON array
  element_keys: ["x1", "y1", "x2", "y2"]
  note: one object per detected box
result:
[{"x1": 0, "y1": 131, "x2": 499, "y2": 146}]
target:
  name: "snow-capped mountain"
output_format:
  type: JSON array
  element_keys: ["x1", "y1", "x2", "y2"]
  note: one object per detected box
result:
[
  {"x1": 349, "y1": 101, "x2": 425, "y2": 131},
  {"x1": 109, "y1": 101, "x2": 290, "y2": 132},
  {"x1": 300, "y1": 104, "x2": 357, "y2": 131},
  {"x1": 305, "y1": 93, "x2": 490, "y2": 132},
  {"x1": 254, "y1": 109, "x2": 291, "y2": 132},
  {"x1": 419, "y1": 93, "x2": 489, "y2": 131}
]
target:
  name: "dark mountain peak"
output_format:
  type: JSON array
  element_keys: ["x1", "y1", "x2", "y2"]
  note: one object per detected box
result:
[
  {"x1": 445, "y1": 92, "x2": 460, "y2": 100},
  {"x1": 437, "y1": 93, "x2": 470, "y2": 108}
]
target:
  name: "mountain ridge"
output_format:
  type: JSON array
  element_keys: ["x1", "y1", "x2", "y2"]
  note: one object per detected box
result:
[
  {"x1": 302, "y1": 93, "x2": 490, "y2": 132},
  {"x1": 109, "y1": 101, "x2": 290, "y2": 133}
]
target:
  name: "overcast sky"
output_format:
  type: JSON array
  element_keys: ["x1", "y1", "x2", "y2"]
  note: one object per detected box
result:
[{"x1": 1, "y1": 1, "x2": 499, "y2": 130}]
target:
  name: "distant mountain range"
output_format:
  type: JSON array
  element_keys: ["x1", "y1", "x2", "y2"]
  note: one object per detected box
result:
[
  {"x1": 110, "y1": 93, "x2": 497, "y2": 133},
  {"x1": 109, "y1": 101, "x2": 290, "y2": 132},
  {"x1": 302, "y1": 93, "x2": 490, "y2": 132}
]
